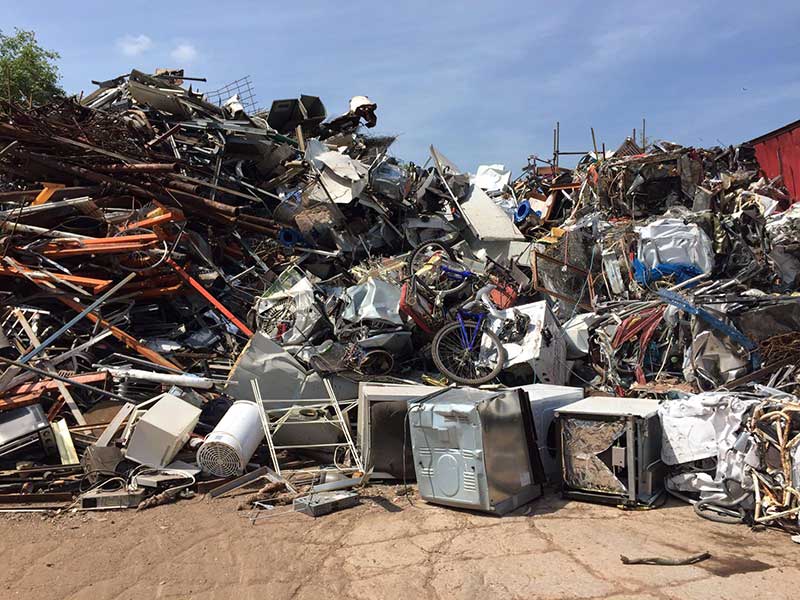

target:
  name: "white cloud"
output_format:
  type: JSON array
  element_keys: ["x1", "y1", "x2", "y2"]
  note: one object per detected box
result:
[
  {"x1": 170, "y1": 43, "x2": 198, "y2": 63},
  {"x1": 116, "y1": 34, "x2": 152, "y2": 57}
]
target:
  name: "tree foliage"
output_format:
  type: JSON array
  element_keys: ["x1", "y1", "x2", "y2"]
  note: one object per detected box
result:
[{"x1": 0, "y1": 28, "x2": 64, "y2": 106}]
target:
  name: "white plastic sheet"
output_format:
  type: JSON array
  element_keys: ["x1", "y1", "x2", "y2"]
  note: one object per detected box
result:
[
  {"x1": 473, "y1": 164, "x2": 511, "y2": 193},
  {"x1": 306, "y1": 140, "x2": 368, "y2": 204}
]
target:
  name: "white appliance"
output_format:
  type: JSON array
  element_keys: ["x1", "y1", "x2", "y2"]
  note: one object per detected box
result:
[
  {"x1": 356, "y1": 382, "x2": 440, "y2": 477},
  {"x1": 488, "y1": 301, "x2": 567, "y2": 385},
  {"x1": 125, "y1": 393, "x2": 201, "y2": 468},
  {"x1": 197, "y1": 401, "x2": 264, "y2": 477},
  {"x1": 409, "y1": 387, "x2": 544, "y2": 514}
]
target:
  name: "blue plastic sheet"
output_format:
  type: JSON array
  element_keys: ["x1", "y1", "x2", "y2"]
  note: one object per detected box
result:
[{"x1": 633, "y1": 258, "x2": 702, "y2": 286}]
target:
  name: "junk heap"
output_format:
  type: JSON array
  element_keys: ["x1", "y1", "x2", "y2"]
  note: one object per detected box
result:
[{"x1": 0, "y1": 69, "x2": 798, "y2": 533}]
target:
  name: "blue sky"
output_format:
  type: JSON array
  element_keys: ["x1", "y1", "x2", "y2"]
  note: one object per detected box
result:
[{"x1": 4, "y1": 1, "x2": 800, "y2": 173}]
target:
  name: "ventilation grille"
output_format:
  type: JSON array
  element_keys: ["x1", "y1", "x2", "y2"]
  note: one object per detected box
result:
[
  {"x1": 197, "y1": 441, "x2": 242, "y2": 477},
  {"x1": 463, "y1": 471, "x2": 477, "y2": 491}
]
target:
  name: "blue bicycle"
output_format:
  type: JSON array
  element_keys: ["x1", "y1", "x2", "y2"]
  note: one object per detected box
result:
[
  {"x1": 430, "y1": 280, "x2": 508, "y2": 385},
  {"x1": 406, "y1": 243, "x2": 513, "y2": 384}
]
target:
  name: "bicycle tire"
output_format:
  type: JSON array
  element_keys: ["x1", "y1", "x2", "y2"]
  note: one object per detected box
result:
[
  {"x1": 408, "y1": 241, "x2": 470, "y2": 297},
  {"x1": 407, "y1": 240, "x2": 453, "y2": 275},
  {"x1": 432, "y1": 320, "x2": 506, "y2": 385}
]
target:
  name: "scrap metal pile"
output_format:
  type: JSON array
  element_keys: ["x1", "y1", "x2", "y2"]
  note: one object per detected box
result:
[{"x1": 0, "y1": 69, "x2": 798, "y2": 534}]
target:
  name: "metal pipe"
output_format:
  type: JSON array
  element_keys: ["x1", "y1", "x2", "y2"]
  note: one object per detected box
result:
[
  {"x1": 0, "y1": 196, "x2": 93, "y2": 219},
  {"x1": 99, "y1": 367, "x2": 216, "y2": 389},
  {"x1": 18, "y1": 272, "x2": 136, "y2": 364},
  {"x1": 94, "y1": 163, "x2": 177, "y2": 173},
  {"x1": 0, "y1": 221, "x2": 93, "y2": 240},
  {"x1": 145, "y1": 124, "x2": 181, "y2": 148},
  {"x1": 0, "y1": 356, "x2": 133, "y2": 403}
]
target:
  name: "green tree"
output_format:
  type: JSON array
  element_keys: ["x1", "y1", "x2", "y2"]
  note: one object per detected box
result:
[{"x1": 0, "y1": 28, "x2": 63, "y2": 106}]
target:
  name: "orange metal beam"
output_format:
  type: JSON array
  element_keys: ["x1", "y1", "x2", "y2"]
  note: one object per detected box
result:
[
  {"x1": 166, "y1": 258, "x2": 253, "y2": 337},
  {"x1": 0, "y1": 265, "x2": 112, "y2": 294}
]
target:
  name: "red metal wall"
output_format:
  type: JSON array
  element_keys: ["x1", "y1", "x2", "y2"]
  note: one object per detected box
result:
[{"x1": 751, "y1": 124, "x2": 800, "y2": 202}]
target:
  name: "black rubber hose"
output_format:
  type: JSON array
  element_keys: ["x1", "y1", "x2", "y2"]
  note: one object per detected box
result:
[{"x1": 693, "y1": 491, "x2": 750, "y2": 525}]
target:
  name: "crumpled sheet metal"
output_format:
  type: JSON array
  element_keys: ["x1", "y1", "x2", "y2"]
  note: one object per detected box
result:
[
  {"x1": 225, "y1": 332, "x2": 328, "y2": 405},
  {"x1": 636, "y1": 218, "x2": 714, "y2": 274},
  {"x1": 659, "y1": 392, "x2": 760, "y2": 500},
  {"x1": 562, "y1": 417, "x2": 627, "y2": 495},
  {"x1": 659, "y1": 392, "x2": 757, "y2": 466},
  {"x1": 306, "y1": 141, "x2": 369, "y2": 204},
  {"x1": 683, "y1": 325, "x2": 750, "y2": 387},
  {"x1": 341, "y1": 277, "x2": 403, "y2": 326},
  {"x1": 256, "y1": 277, "x2": 320, "y2": 345},
  {"x1": 459, "y1": 184, "x2": 525, "y2": 242}
]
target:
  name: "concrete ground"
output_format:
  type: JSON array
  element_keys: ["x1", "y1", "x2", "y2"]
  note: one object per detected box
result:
[{"x1": 1, "y1": 486, "x2": 796, "y2": 600}]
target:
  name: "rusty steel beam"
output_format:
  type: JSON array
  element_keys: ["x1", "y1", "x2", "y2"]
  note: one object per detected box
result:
[{"x1": 166, "y1": 258, "x2": 253, "y2": 337}]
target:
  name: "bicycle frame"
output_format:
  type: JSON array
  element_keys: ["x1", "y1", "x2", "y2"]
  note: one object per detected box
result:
[
  {"x1": 456, "y1": 310, "x2": 485, "y2": 351},
  {"x1": 440, "y1": 263, "x2": 474, "y2": 281}
]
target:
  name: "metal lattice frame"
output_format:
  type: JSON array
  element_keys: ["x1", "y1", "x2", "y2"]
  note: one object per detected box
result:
[
  {"x1": 205, "y1": 76, "x2": 261, "y2": 115},
  {"x1": 250, "y1": 378, "x2": 363, "y2": 476}
]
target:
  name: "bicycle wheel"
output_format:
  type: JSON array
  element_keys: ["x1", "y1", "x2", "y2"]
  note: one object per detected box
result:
[
  {"x1": 407, "y1": 240, "x2": 453, "y2": 275},
  {"x1": 358, "y1": 349, "x2": 394, "y2": 376},
  {"x1": 408, "y1": 241, "x2": 470, "y2": 297},
  {"x1": 432, "y1": 319, "x2": 506, "y2": 385}
]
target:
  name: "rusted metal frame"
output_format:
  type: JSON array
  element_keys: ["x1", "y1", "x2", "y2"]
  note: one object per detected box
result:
[
  {"x1": 19, "y1": 152, "x2": 175, "y2": 209},
  {"x1": 0, "y1": 370, "x2": 110, "y2": 406},
  {"x1": 531, "y1": 251, "x2": 596, "y2": 310}
]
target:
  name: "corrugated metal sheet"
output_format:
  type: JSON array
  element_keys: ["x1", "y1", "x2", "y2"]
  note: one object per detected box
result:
[{"x1": 749, "y1": 121, "x2": 800, "y2": 202}]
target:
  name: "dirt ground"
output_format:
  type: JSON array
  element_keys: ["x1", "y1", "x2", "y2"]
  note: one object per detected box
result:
[{"x1": 1, "y1": 485, "x2": 797, "y2": 600}]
